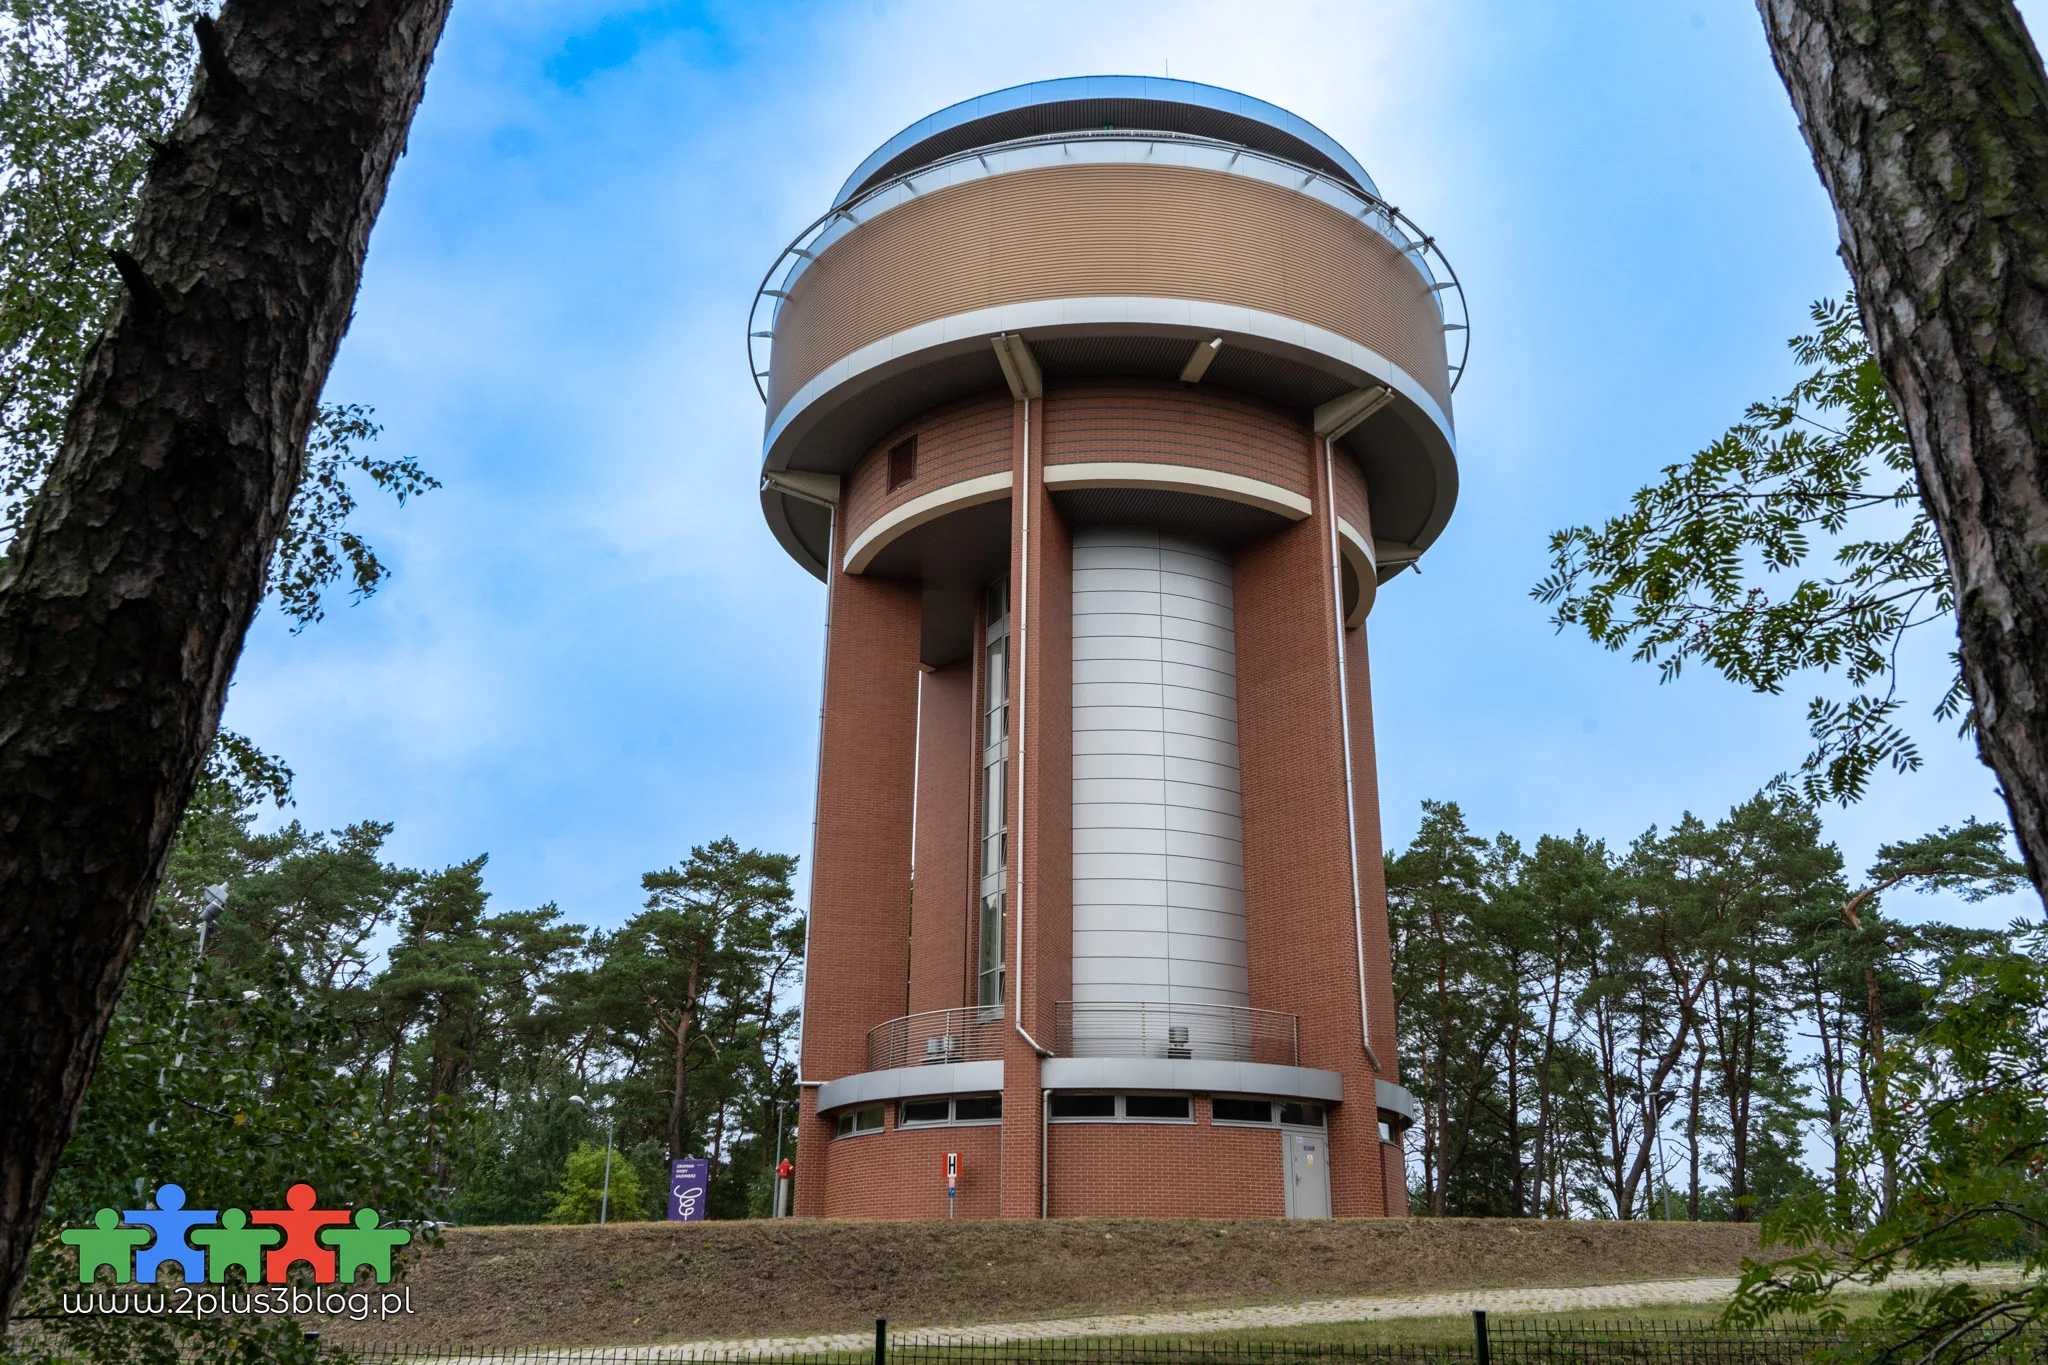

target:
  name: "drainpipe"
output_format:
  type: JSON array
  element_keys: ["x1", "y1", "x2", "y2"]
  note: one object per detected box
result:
[
  {"x1": 993, "y1": 336, "x2": 1053, "y2": 1062},
  {"x1": 995, "y1": 334, "x2": 1054, "y2": 1220},
  {"x1": 1309, "y1": 389, "x2": 1392, "y2": 1075}
]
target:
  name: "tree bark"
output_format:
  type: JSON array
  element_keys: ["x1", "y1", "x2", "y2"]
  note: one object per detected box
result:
[
  {"x1": 667, "y1": 946, "x2": 704, "y2": 1165},
  {"x1": 0, "y1": 0, "x2": 449, "y2": 1326},
  {"x1": 1758, "y1": 0, "x2": 2048, "y2": 900}
]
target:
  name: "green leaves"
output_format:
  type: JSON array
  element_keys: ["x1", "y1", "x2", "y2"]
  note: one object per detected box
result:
[
  {"x1": 1726, "y1": 932, "x2": 2048, "y2": 1363},
  {"x1": 0, "y1": 0, "x2": 200, "y2": 536},
  {"x1": 1386, "y1": 784, "x2": 2024, "y2": 1232},
  {"x1": 545, "y1": 1141, "x2": 650, "y2": 1224},
  {"x1": 7, "y1": 788, "x2": 451, "y2": 1365},
  {"x1": 271, "y1": 405, "x2": 440, "y2": 632},
  {"x1": 1536, "y1": 296, "x2": 1955, "y2": 805},
  {"x1": 0, "y1": 5, "x2": 436, "y2": 633}
]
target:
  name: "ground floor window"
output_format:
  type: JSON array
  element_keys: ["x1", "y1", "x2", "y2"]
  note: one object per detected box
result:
[
  {"x1": 1211, "y1": 1096, "x2": 1327, "y2": 1128},
  {"x1": 1048, "y1": 1093, "x2": 1192, "y2": 1123},
  {"x1": 833, "y1": 1104, "x2": 884, "y2": 1138},
  {"x1": 898, "y1": 1094, "x2": 1003, "y2": 1127}
]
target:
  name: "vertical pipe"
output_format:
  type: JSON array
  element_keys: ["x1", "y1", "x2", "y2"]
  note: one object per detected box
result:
[
  {"x1": 907, "y1": 668, "x2": 923, "y2": 1018},
  {"x1": 1324, "y1": 438, "x2": 1383, "y2": 1075},
  {"x1": 1012, "y1": 395, "x2": 1052, "y2": 1058},
  {"x1": 1012, "y1": 392, "x2": 1052, "y2": 1220},
  {"x1": 1473, "y1": 1310, "x2": 1490, "y2": 1365}
]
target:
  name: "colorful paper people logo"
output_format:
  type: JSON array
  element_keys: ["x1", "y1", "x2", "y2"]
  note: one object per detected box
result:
[{"x1": 61, "y1": 1183, "x2": 411, "y2": 1285}]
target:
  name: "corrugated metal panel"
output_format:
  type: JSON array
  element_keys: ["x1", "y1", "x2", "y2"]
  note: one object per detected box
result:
[{"x1": 1070, "y1": 527, "x2": 1248, "y2": 1013}]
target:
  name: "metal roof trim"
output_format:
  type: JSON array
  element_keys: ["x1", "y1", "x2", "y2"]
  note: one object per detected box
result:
[{"x1": 834, "y1": 75, "x2": 1379, "y2": 207}]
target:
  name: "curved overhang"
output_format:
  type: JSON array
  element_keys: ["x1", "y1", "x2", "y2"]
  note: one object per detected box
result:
[
  {"x1": 816, "y1": 1061, "x2": 1006, "y2": 1113},
  {"x1": 843, "y1": 471, "x2": 1013, "y2": 574},
  {"x1": 1336, "y1": 517, "x2": 1377, "y2": 626},
  {"x1": 759, "y1": 297, "x2": 1456, "y2": 582},
  {"x1": 835, "y1": 75, "x2": 1380, "y2": 207},
  {"x1": 1375, "y1": 1079, "x2": 1419, "y2": 1127}
]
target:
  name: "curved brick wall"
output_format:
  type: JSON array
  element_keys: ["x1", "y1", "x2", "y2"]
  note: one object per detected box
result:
[
  {"x1": 841, "y1": 394, "x2": 1016, "y2": 552},
  {"x1": 1331, "y1": 448, "x2": 1370, "y2": 537},
  {"x1": 1041, "y1": 381, "x2": 1311, "y2": 498},
  {"x1": 842, "y1": 384, "x2": 1315, "y2": 561}
]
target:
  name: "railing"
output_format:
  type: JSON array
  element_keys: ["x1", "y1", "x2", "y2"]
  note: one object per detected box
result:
[
  {"x1": 865, "y1": 1007, "x2": 1008, "y2": 1073},
  {"x1": 342, "y1": 1315, "x2": 1869, "y2": 1363},
  {"x1": 747, "y1": 129, "x2": 1470, "y2": 405},
  {"x1": 1055, "y1": 1001, "x2": 1298, "y2": 1066}
]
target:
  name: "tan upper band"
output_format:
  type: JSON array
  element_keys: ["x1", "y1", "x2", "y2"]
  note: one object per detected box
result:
[{"x1": 766, "y1": 161, "x2": 1452, "y2": 422}]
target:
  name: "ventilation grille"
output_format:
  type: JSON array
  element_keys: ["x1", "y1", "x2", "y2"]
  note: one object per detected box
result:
[{"x1": 887, "y1": 435, "x2": 919, "y2": 491}]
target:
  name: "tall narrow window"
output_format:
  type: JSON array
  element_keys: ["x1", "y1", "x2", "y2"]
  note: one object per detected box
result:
[
  {"x1": 887, "y1": 435, "x2": 918, "y2": 491},
  {"x1": 977, "y1": 577, "x2": 1010, "y2": 1016}
]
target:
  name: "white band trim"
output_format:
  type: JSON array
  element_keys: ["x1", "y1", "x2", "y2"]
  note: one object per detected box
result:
[
  {"x1": 842, "y1": 471, "x2": 1013, "y2": 573},
  {"x1": 1336, "y1": 517, "x2": 1378, "y2": 626},
  {"x1": 1043, "y1": 461, "x2": 1310, "y2": 520},
  {"x1": 763, "y1": 295, "x2": 1455, "y2": 471}
]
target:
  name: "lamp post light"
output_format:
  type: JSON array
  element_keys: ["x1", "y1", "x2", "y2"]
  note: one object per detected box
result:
[
  {"x1": 144, "y1": 883, "x2": 230, "y2": 1170},
  {"x1": 568, "y1": 1094, "x2": 618, "y2": 1224},
  {"x1": 771, "y1": 1098, "x2": 793, "y2": 1218},
  {"x1": 1649, "y1": 1089, "x2": 1678, "y2": 1222}
]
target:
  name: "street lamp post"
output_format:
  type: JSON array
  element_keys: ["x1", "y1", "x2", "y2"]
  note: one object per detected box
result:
[
  {"x1": 599, "y1": 1106, "x2": 616, "y2": 1225},
  {"x1": 771, "y1": 1099, "x2": 793, "y2": 1218},
  {"x1": 569, "y1": 1093, "x2": 618, "y2": 1224},
  {"x1": 1650, "y1": 1089, "x2": 1677, "y2": 1222},
  {"x1": 144, "y1": 884, "x2": 229, "y2": 1170}
]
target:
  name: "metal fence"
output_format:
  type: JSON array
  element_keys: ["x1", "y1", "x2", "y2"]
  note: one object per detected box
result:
[
  {"x1": 333, "y1": 1313, "x2": 1920, "y2": 1365},
  {"x1": 1054, "y1": 1001, "x2": 1299, "y2": 1066},
  {"x1": 865, "y1": 1008, "x2": 1009, "y2": 1072}
]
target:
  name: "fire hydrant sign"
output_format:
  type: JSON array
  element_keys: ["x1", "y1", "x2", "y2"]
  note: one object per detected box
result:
[{"x1": 668, "y1": 1159, "x2": 710, "y2": 1221}]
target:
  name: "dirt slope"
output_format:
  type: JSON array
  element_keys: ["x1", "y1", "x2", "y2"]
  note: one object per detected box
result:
[{"x1": 324, "y1": 1218, "x2": 1762, "y2": 1351}]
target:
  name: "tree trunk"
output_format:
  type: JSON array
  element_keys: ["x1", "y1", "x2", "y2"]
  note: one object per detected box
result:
[
  {"x1": 1758, "y1": 0, "x2": 2048, "y2": 900},
  {"x1": 0, "y1": 0, "x2": 449, "y2": 1327},
  {"x1": 667, "y1": 946, "x2": 704, "y2": 1163}
]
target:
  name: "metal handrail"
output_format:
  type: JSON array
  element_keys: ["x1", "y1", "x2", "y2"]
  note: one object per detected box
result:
[
  {"x1": 865, "y1": 1006, "x2": 1008, "y2": 1073},
  {"x1": 1055, "y1": 1000, "x2": 1299, "y2": 1066},
  {"x1": 746, "y1": 128, "x2": 1470, "y2": 407}
]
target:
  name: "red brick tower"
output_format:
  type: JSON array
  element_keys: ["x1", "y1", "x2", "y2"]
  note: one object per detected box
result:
[{"x1": 751, "y1": 78, "x2": 1462, "y2": 1220}]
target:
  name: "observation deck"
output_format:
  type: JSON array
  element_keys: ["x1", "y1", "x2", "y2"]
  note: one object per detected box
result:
[{"x1": 750, "y1": 75, "x2": 1466, "y2": 594}]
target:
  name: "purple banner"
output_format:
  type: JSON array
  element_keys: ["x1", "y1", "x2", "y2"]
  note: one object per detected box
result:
[{"x1": 668, "y1": 1159, "x2": 710, "y2": 1221}]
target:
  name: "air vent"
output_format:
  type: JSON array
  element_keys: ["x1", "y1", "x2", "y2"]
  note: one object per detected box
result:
[{"x1": 887, "y1": 435, "x2": 918, "y2": 491}]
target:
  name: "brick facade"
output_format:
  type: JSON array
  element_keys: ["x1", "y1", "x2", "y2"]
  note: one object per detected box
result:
[
  {"x1": 907, "y1": 660, "x2": 975, "y2": 1016},
  {"x1": 798, "y1": 386, "x2": 1411, "y2": 1221},
  {"x1": 1232, "y1": 431, "x2": 1388, "y2": 1219},
  {"x1": 820, "y1": 1107, "x2": 1005, "y2": 1220},
  {"x1": 842, "y1": 394, "x2": 1015, "y2": 550},
  {"x1": 1046, "y1": 1098, "x2": 1289, "y2": 1218},
  {"x1": 798, "y1": 567, "x2": 921, "y2": 1081},
  {"x1": 1042, "y1": 381, "x2": 1312, "y2": 498},
  {"x1": 1331, "y1": 448, "x2": 1370, "y2": 535}
]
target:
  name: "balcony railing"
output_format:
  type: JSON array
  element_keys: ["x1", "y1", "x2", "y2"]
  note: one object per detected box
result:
[
  {"x1": 1055, "y1": 1000, "x2": 1299, "y2": 1066},
  {"x1": 866, "y1": 1006, "x2": 1008, "y2": 1073}
]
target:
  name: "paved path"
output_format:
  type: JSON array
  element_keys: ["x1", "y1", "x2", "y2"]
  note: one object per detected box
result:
[{"x1": 377, "y1": 1267, "x2": 2022, "y2": 1363}]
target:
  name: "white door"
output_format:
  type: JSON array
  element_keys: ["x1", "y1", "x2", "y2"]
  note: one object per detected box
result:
[{"x1": 1284, "y1": 1131, "x2": 1331, "y2": 1219}]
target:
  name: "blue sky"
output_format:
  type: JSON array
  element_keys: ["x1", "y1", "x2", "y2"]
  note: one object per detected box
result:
[{"x1": 222, "y1": 0, "x2": 2043, "y2": 937}]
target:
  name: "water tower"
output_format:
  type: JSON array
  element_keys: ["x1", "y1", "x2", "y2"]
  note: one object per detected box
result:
[{"x1": 750, "y1": 77, "x2": 1463, "y2": 1219}]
